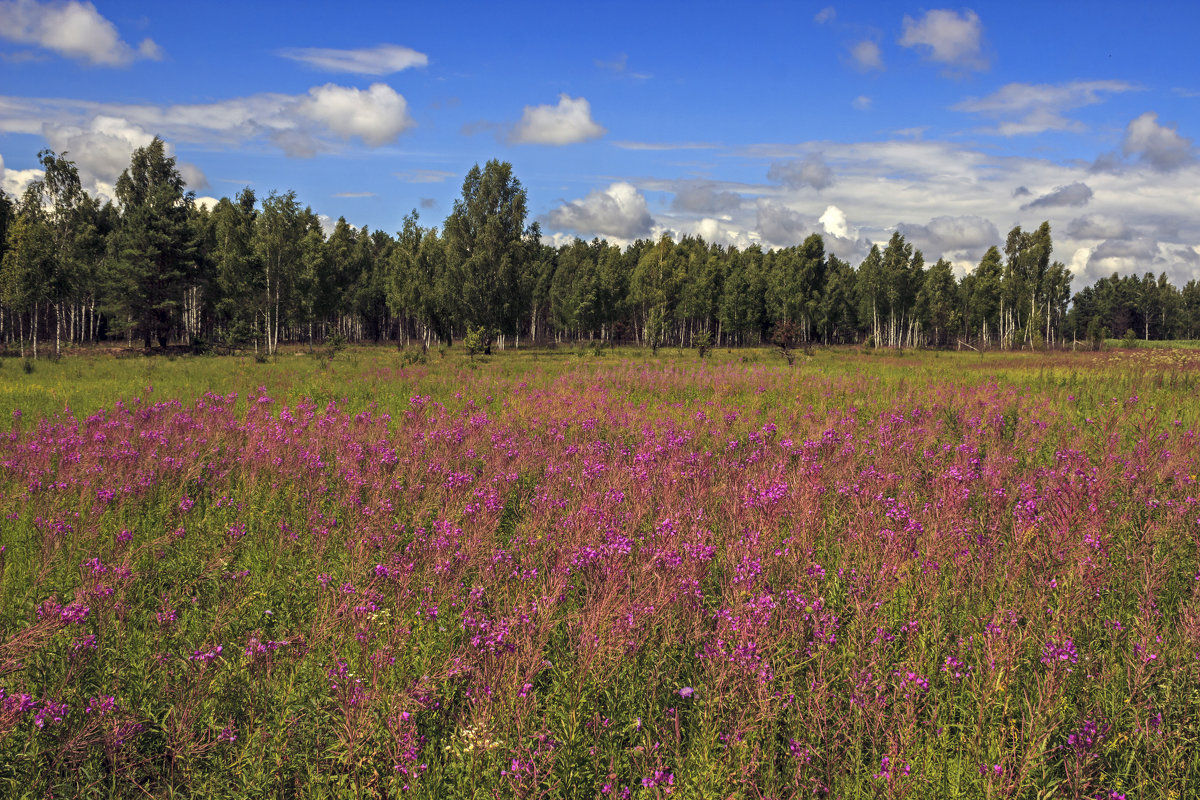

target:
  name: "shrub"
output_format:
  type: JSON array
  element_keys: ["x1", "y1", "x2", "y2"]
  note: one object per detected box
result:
[
  {"x1": 771, "y1": 320, "x2": 799, "y2": 365},
  {"x1": 463, "y1": 326, "x2": 491, "y2": 358}
]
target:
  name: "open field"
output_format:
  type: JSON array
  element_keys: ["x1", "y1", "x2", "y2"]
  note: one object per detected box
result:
[{"x1": 1, "y1": 346, "x2": 1200, "y2": 798}]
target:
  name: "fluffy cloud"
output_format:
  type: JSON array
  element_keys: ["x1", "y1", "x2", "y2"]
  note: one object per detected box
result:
[
  {"x1": 277, "y1": 44, "x2": 427, "y2": 75},
  {"x1": 814, "y1": 6, "x2": 835, "y2": 24},
  {"x1": 898, "y1": 9, "x2": 987, "y2": 72},
  {"x1": 819, "y1": 205, "x2": 849, "y2": 238},
  {"x1": 767, "y1": 153, "x2": 833, "y2": 190},
  {"x1": 670, "y1": 217, "x2": 755, "y2": 250},
  {"x1": 24, "y1": 115, "x2": 207, "y2": 196},
  {"x1": 1122, "y1": 112, "x2": 1194, "y2": 171},
  {"x1": 1066, "y1": 214, "x2": 1130, "y2": 240},
  {"x1": 0, "y1": 82, "x2": 416, "y2": 176},
  {"x1": 581, "y1": 135, "x2": 1200, "y2": 288},
  {"x1": 850, "y1": 40, "x2": 883, "y2": 71},
  {"x1": 546, "y1": 182, "x2": 653, "y2": 239},
  {"x1": 0, "y1": 0, "x2": 161, "y2": 66},
  {"x1": 670, "y1": 180, "x2": 742, "y2": 214},
  {"x1": 299, "y1": 83, "x2": 414, "y2": 146},
  {"x1": 43, "y1": 114, "x2": 156, "y2": 181},
  {"x1": 0, "y1": 153, "x2": 41, "y2": 197},
  {"x1": 685, "y1": 135, "x2": 1200, "y2": 286},
  {"x1": 954, "y1": 80, "x2": 1137, "y2": 135},
  {"x1": 755, "y1": 200, "x2": 809, "y2": 247},
  {"x1": 1084, "y1": 237, "x2": 1163, "y2": 281},
  {"x1": 510, "y1": 94, "x2": 606, "y2": 146},
  {"x1": 1021, "y1": 182, "x2": 1093, "y2": 210},
  {"x1": 897, "y1": 215, "x2": 1000, "y2": 258},
  {"x1": 852, "y1": 96, "x2": 872, "y2": 111},
  {"x1": 757, "y1": 202, "x2": 868, "y2": 258}
]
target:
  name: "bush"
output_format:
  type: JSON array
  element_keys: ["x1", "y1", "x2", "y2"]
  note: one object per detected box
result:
[
  {"x1": 771, "y1": 320, "x2": 799, "y2": 365},
  {"x1": 401, "y1": 347, "x2": 428, "y2": 366},
  {"x1": 1122, "y1": 328, "x2": 1138, "y2": 349},
  {"x1": 463, "y1": 325, "x2": 491, "y2": 358},
  {"x1": 325, "y1": 332, "x2": 348, "y2": 359},
  {"x1": 694, "y1": 330, "x2": 714, "y2": 359}
]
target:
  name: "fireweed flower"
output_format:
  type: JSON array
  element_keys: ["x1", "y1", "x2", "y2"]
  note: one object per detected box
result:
[
  {"x1": 61, "y1": 602, "x2": 90, "y2": 624},
  {"x1": 679, "y1": 686, "x2": 694, "y2": 698},
  {"x1": 85, "y1": 696, "x2": 116, "y2": 715},
  {"x1": 1041, "y1": 638, "x2": 1079, "y2": 670},
  {"x1": 641, "y1": 771, "x2": 674, "y2": 789},
  {"x1": 34, "y1": 701, "x2": 68, "y2": 728},
  {"x1": 189, "y1": 645, "x2": 223, "y2": 663}
]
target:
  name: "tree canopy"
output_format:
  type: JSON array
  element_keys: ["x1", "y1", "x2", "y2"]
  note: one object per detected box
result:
[{"x1": 2, "y1": 144, "x2": 1199, "y2": 356}]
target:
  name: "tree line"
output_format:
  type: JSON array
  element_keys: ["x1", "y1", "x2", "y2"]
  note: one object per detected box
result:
[{"x1": 2, "y1": 139, "x2": 1199, "y2": 358}]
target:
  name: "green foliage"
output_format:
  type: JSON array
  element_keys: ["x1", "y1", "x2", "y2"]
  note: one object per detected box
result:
[
  {"x1": 694, "y1": 329, "x2": 714, "y2": 359},
  {"x1": 400, "y1": 347, "x2": 428, "y2": 366},
  {"x1": 463, "y1": 324, "x2": 491, "y2": 357},
  {"x1": 1086, "y1": 317, "x2": 1107, "y2": 351},
  {"x1": 6, "y1": 141, "x2": 1200, "y2": 357},
  {"x1": 324, "y1": 331, "x2": 347, "y2": 360},
  {"x1": 108, "y1": 138, "x2": 197, "y2": 349},
  {"x1": 443, "y1": 160, "x2": 536, "y2": 338}
]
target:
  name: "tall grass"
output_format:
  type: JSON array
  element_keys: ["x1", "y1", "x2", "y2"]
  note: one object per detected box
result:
[{"x1": 1, "y1": 347, "x2": 1198, "y2": 797}]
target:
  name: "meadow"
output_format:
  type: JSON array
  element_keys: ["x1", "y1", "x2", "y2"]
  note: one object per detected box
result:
[{"x1": 1, "y1": 345, "x2": 1199, "y2": 799}]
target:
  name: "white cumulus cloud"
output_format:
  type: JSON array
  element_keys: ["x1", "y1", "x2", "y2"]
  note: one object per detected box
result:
[
  {"x1": 756, "y1": 200, "x2": 809, "y2": 247},
  {"x1": 0, "y1": 83, "x2": 416, "y2": 166},
  {"x1": 850, "y1": 40, "x2": 883, "y2": 71},
  {"x1": 299, "y1": 83, "x2": 414, "y2": 146},
  {"x1": 0, "y1": 0, "x2": 161, "y2": 66},
  {"x1": 43, "y1": 114, "x2": 156, "y2": 181},
  {"x1": 767, "y1": 153, "x2": 833, "y2": 190},
  {"x1": 1122, "y1": 111, "x2": 1194, "y2": 171},
  {"x1": 899, "y1": 8, "x2": 987, "y2": 72},
  {"x1": 671, "y1": 180, "x2": 742, "y2": 214},
  {"x1": 546, "y1": 181, "x2": 652, "y2": 239},
  {"x1": 0, "y1": 153, "x2": 42, "y2": 197},
  {"x1": 896, "y1": 215, "x2": 999, "y2": 258},
  {"x1": 511, "y1": 94, "x2": 606, "y2": 146},
  {"x1": 33, "y1": 115, "x2": 207, "y2": 197},
  {"x1": 1066, "y1": 214, "x2": 1130, "y2": 241},
  {"x1": 0, "y1": 83, "x2": 414, "y2": 195},
  {"x1": 277, "y1": 44, "x2": 428, "y2": 76},
  {"x1": 819, "y1": 205, "x2": 849, "y2": 238}
]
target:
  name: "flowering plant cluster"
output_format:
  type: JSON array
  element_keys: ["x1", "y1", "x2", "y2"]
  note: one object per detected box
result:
[{"x1": 0, "y1": 348, "x2": 1196, "y2": 798}]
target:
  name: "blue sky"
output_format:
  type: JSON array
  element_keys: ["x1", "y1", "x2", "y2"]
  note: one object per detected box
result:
[{"x1": 2, "y1": 0, "x2": 1199, "y2": 288}]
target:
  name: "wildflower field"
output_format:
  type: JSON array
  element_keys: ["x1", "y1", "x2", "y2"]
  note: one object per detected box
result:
[{"x1": 1, "y1": 346, "x2": 1199, "y2": 799}]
